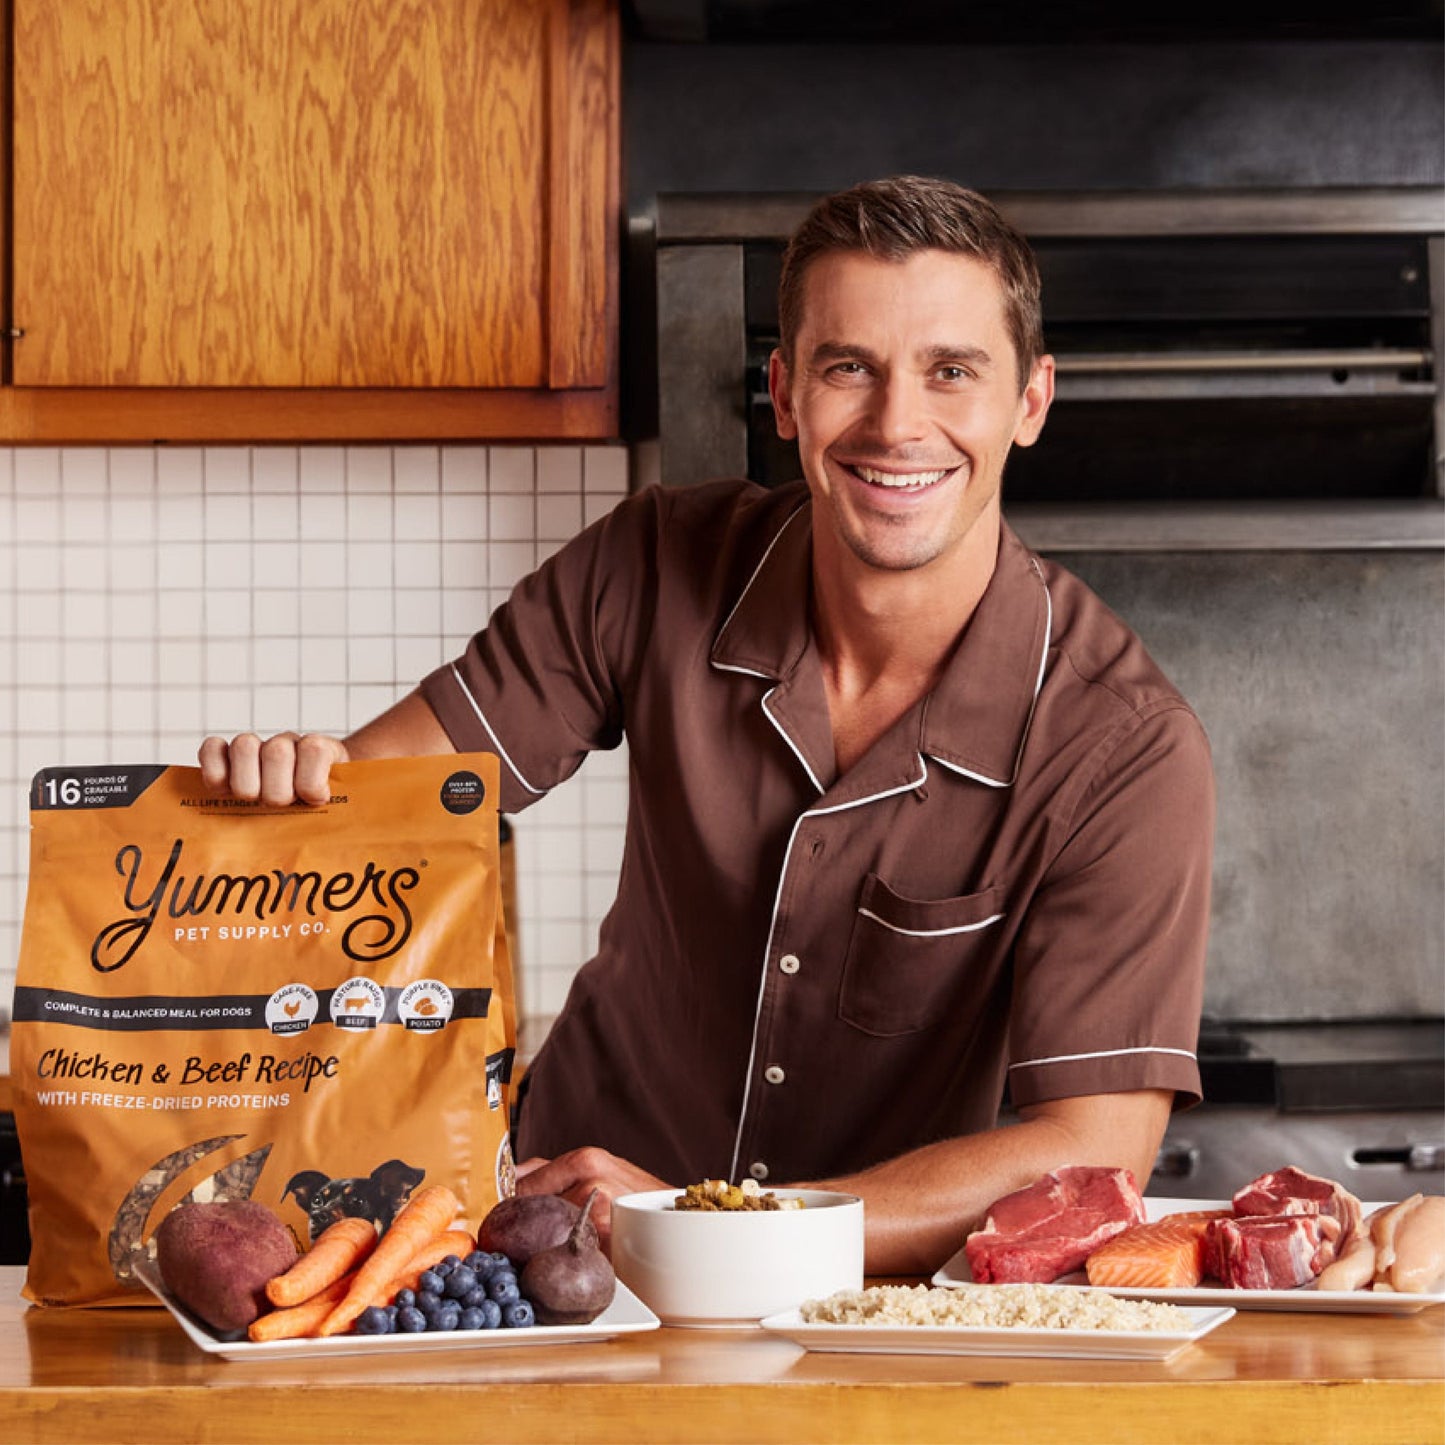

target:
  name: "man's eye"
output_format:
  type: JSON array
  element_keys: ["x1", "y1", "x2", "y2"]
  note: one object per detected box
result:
[
  {"x1": 935, "y1": 365, "x2": 973, "y2": 382},
  {"x1": 827, "y1": 360, "x2": 869, "y2": 377}
]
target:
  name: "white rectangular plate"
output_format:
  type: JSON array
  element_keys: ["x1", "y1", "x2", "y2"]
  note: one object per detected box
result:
[
  {"x1": 132, "y1": 1256, "x2": 660, "y2": 1360},
  {"x1": 759, "y1": 1302, "x2": 1234, "y2": 1362},
  {"x1": 931, "y1": 1196, "x2": 1445, "y2": 1314}
]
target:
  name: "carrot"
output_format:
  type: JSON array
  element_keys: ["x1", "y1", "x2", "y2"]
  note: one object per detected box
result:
[
  {"x1": 383, "y1": 1228, "x2": 478, "y2": 1299},
  {"x1": 248, "y1": 1269, "x2": 356, "y2": 1343},
  {"x1": 266, "y1": 1216, "x2": 379, "y2": 1307},
  {"x1": 245, "y1": 1230, "x2": 474, "y2": 1344},
  {"x1": 317, "y1": 1184, "x2": 462, "y2": 1337}
]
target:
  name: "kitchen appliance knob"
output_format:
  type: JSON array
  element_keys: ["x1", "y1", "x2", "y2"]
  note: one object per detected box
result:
[{"x1": 1152, "y1": 1143, "x2": 1200, "y2": 1178}]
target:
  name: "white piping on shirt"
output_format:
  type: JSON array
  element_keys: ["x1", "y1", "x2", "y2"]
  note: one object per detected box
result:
[
  {"x1": 857, "y1": 908, "x2": 1004, "y2": 938},
  {"x1": 446, "y1": 662, "x2": 546, "y2": 796},
  {"x1": 713, "y1": 663, "x2": 772, "y2": 680},
  {"x1": 728, "y1": 755, "x2": 929, "y2": 1182},
  {"x1": 1009, "y1": 1045, "x2": 1198, "y2": 1071}
]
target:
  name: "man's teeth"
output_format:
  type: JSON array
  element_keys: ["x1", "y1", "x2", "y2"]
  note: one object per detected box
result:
[{"x1": 853, "y1": 466, "x2": 949, "y2": 489}]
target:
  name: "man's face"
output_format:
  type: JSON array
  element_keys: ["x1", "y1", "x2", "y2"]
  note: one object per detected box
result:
[{"x1": 769, "y1": 248, "x2": 1053, "y2": 577}]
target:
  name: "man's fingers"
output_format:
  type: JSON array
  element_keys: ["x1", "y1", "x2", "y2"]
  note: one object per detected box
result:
[
  {"x1": 197, "y1": 735, "x2": 233, "y2": 793},
  {"x1": 194, "y1": 730, "x2": 343, "y2": 806},
  {"x1": 293, "y1": 733, "x2": 348, "y2": 804},
  {"x1": 218, "y1": 732, "x2": 265, "y2": 800},
  {"x1": 257, "y1": 733, "x2": 300, "y2": 807}
]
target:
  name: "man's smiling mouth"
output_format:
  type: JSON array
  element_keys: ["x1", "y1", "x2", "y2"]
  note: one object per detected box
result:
[{"x1": 849, "y1": 464, "x2": 954, "y2": 490}]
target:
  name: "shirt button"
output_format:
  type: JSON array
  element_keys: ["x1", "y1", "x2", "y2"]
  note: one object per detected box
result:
[
  {"x1": 764, "y1": 1065, "x2": 785, "y2": 1085},
  {"x1": 779, "y1": 954, "x2": 800, "y2": 974},
  {"x1": 749, "y1": 1161, "x2": 769, "y2": 1180}
]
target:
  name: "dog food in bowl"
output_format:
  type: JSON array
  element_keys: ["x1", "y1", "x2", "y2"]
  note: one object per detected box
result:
[{"x1": 672, "y1": 1179, "x2": 803, "y2": 1212}]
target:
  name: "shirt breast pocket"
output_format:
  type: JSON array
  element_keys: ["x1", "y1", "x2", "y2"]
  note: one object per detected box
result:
[{"x1": 838, "y1": 874, "x2": 1006, "y2": 1038}]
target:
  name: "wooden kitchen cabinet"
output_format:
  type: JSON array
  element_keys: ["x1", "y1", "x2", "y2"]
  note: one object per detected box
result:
[{"x1": 0, "y1": 0, "x2": 619, "y2": 441}]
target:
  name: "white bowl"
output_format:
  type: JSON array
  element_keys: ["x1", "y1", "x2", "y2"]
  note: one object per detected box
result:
[{"x1": 610, "y1": 1187, "x2": 864, "y2": 1327}]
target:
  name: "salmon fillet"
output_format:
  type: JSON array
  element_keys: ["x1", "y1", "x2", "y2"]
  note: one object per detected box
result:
[{"x1": 1086, "y1": 1210, "x2": 1230, "y2": 1289}]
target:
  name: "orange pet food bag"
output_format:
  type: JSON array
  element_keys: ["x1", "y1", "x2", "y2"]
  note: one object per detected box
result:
[{"x1": 12, "y1": 753, "x2": 516, "y2": 1306}]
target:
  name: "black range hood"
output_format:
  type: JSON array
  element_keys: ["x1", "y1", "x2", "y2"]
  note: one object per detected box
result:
[{"x1": 626, "y1": 0, "x2": 1444, "y2": 43}]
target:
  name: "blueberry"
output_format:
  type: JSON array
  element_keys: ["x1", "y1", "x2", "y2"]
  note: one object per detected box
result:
[
  {"x1": 416, "y1": 1290, "x2": 444, "y2": 1320},
  {"x1": 434, "y1": 1302, "x2": 462, "y2": 1331},
  {"x1": 438, "y1": 1255, "x2": 461, "y2": 1274},
  {"x1": 477, "y1": 1298, "x2": 503, "y2": 1330},
  {"x1": 418, "y1": 1269, "x2": 445, "y2": 1295},
  {"x1": 464, "y1": 1251, "x2": 487, "y2": 1271},
  {"x1": 459, "y1": 1306, "x2": 487, "y2": 1331},
  {"x1": 393, "y1": 1288, "x2": 416, "y2": 1309},
  {"x1": 502, "y1": 1300, "x2": 535, "y2": 1329},
  {"x1": 444, "y1": 1266, "x2": 478, "y2": 1299},
  {"x1": 463, "y1": 1286, "x2": 489, "y2": 1309},
  {"x1": 487, "y1": 1276, "x2": 520, "y2": 1306},
  {"x1": 396, "y1": 1305, "x2": 428, "y2": 1333},
  {"x1": 353, "y1": 1305, "x2": 393, "y2": 1335}
]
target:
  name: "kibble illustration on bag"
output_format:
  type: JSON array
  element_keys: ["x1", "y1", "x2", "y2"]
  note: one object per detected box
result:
[{"x1": 12, "y1": 753, "x2": 516, "y2": 1307}]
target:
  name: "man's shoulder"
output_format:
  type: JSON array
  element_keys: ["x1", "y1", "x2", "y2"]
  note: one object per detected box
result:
[
  {"x1": 1030, "y1": 549, "x2": 1199, "y2": 728},
  {"x1": 645, "y1": 476, "x2": 808, "y2": 536},
  {"x1": 627, "y1": 477, "x2": 811, "y2": 581}
]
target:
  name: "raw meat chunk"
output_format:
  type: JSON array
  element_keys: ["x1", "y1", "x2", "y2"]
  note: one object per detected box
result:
[
  {"x1": 965, "y1": 1166, "x2": 1145, "y2": 1284},
  {"x1": 1204, "y1": 1213, "x2": 1342, "y2": 1290},
  {"x1": 1232, "y1": 1165, "x2": 1363, "y2": 1243}
]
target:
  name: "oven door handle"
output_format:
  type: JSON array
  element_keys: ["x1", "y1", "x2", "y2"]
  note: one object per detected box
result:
[
  {"x1": 1057, "y1": 347, "x2": 1431, "y2": 375},
  {"x1": 1351, "y1": 1144, "x2": 1445, "y2": 1172}
]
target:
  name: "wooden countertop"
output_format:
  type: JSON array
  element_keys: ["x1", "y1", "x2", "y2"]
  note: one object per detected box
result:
[{"x1": 1, "y1": 1268, "x2": 1441, "y2": 1445}]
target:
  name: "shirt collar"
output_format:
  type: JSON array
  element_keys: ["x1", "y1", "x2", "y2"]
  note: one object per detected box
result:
[
  {"x1": 710, "y1": 494, "x2": 814, "y2": 683},
  {"x1": 711, "y1": 498, "x2": 1051, "y2": 793},
  {"x1": 920, "y1": 520, "x2": 1052, "y2": 788}
]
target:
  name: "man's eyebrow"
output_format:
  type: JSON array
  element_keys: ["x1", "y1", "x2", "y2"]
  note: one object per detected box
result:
[
  {"x1": 923, "y1": 344, "x2": 994, "y2": 369},
  {"x1": 808, "y1": 341, "x2": 878, "y2": 365}
]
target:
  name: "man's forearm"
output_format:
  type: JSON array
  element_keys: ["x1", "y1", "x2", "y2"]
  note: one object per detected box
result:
[{"x1": 801, "y1": 1089, "x2": 1172, "y2": 1276}]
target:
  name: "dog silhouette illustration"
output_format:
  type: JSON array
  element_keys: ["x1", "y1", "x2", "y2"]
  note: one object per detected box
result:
[{"x1": 283, "y1": 1159, "x2": 426, "y2": 1242}]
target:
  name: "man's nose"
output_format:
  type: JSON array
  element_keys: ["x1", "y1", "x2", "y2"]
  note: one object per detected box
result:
[{"x1": 865, "y1": 376, "x2": 929, "y2": 445}]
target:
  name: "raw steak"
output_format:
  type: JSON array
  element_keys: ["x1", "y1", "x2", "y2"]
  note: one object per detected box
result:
[
  {"x1": 1204, "y1": 1213, "x2": 1343, "y2": 1290},
  {"x1": 1232, "y1": 1166, "x2": 1364, "y2": 1244},
  {"x1": 965, "y1": 1166, "x2": 1146, "y2": 1284}
]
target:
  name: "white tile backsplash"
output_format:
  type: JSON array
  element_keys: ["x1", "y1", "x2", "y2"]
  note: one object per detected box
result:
[{"x1": 0, "y1": 443, "x2": 632, "y2": 1026}]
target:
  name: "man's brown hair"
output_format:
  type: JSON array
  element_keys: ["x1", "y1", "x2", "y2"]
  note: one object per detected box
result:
[{"x1": 778, "y1": 176, "x2": 1044, "y2": 391}]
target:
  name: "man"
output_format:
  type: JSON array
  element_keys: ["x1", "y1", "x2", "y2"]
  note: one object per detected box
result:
[{"x1": 202, "y1": 176, "x2": 1213, "y2": 1274}]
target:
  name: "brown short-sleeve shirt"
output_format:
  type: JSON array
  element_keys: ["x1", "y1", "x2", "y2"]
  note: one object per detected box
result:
[{"x1": 420, "y1": 480, "x2": 1214, "y2": 1186}]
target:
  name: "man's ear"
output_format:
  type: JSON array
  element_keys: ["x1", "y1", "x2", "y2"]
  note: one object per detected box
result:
[
  {"x1": 768, "y1": 349, "x2": 798, "y2": 441},
  {"x1": 1012, "y1": 354, "x2": 1055, "y2": 449}
]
